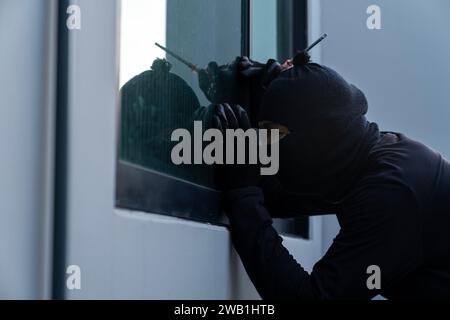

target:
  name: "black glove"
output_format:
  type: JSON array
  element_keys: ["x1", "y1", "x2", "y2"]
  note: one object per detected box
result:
[
  {"x1": 237, "y1": 57, "x2": 283, "y2": 90},
  {"x1": 199, "y1": 57, "x2": 283, "y2": 126},
  {"x1": 198, "y1": 61, "x2": 239, "y2": 105},
  {"x1": 211, "y1": 103, "x2": 261, "y2": 191}
]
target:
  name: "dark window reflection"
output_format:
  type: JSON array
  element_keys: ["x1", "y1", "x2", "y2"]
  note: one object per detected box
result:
[
  {"x1": 120, "y1": 59, "x2": 216, "y2": 187},
  {"x1": 119, "y1": 0, "x2": 242, "y2": 188}
]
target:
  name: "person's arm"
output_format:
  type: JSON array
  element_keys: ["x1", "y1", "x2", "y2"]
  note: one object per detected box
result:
[
  {"x1": 226, "y1": 186, "x2": 321, "y2": 299},
  {"x1": 226, "y1": 184, "x2": 422, "y2": 300}
]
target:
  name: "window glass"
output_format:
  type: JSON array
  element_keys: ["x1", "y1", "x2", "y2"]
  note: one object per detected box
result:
[
  {"x1": 119, "y1": 0, "x2": 242, "y2": 188},
  {"x1": 118, "y1": 0, "x2": 309, "y2": 238},
  {"x1": 251, "y1": 0, "x2": 308, "y2": 62}
]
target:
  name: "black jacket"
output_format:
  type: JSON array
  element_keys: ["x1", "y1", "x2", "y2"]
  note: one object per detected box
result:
[{"x1": 226, "y1": 132, "x2": 450, "y2": 299}]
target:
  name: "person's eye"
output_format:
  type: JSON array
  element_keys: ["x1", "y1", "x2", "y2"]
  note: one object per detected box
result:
[{"x1": 258, "y1": 121, "x2": 291, "y2": 144}]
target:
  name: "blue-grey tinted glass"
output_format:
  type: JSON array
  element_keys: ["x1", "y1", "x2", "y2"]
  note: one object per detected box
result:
[{"x1": 119, "y1": 0, "x2": 242, "y2": 188}]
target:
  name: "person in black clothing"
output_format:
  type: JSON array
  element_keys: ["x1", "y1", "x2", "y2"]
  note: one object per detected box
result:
[{"x1": 201, "y1": 51, "x2": 450, "y2": 299}]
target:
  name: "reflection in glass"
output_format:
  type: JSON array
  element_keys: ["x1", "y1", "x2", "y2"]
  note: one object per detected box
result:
[{"x1": 119, "y1": 0, "x2": 242, "y2": 188}]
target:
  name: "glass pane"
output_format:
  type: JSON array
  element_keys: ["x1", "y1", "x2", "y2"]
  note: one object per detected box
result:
[
  {"x1": 250, "y1": 0, "x2": 278, "y2": 62},
  {"x1": 251, "y1": 0, "x2": 307, "y2": 62},
  {"x1": 119, "y1": 0, "x2": 242, "y2": 188}
]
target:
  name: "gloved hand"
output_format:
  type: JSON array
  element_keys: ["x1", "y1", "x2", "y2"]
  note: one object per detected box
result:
[
  {"x1": 198, "y1": 61, "x2": 239, "y2": 105},
  {"x1": 199, "y1": 57, "x2": 283, "y2": 126},
  {"x1": 211, "y1": 103, "x2": 261, "y2": 191},
  {"x1": 237, "y1": 57, "x2": 284, "y2": 90}
]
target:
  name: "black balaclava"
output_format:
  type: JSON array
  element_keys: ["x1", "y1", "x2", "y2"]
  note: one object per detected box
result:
[{"x1": 258, "y1": 54, "x2": 380, "y2": 203}]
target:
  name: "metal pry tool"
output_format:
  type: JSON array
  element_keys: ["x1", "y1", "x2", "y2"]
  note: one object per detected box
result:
[
  {"x1": 305, "y1": 33, "x2": 328, "y2": 53},
  {"x1": 292, "y1": 33, "x2": 328, "y2": 66}
]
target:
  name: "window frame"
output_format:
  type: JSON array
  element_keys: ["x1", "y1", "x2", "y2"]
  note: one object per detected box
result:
[
  {"x1": 115, "y1": 0, "x2": 310, "y2": 237},
  {"x1": 115, "y1": 0, "x2": 250, "y2": 226}
]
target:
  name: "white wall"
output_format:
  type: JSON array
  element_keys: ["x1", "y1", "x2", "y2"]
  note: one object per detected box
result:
[{"x1": 0, "y1": 0, "x2": 56, "y2": 299}]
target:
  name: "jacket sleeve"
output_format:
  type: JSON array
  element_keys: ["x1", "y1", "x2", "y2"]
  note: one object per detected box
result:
[
  {"x1": 226, "y1": 185, "x2": 422, "y2": 300},
  {"x1": 226, "y1": 186, "x2": 323, "y2": 299}
]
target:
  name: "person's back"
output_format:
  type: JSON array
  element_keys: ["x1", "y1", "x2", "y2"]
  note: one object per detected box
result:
[{"x1": 360, "y1": 132, "x2": 450, "y2": 298}]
